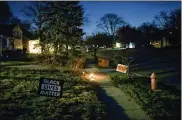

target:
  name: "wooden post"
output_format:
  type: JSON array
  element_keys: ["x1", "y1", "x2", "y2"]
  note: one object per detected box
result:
[{"x1": 150, "y1": 72, "x2": 157, "y2": 90}]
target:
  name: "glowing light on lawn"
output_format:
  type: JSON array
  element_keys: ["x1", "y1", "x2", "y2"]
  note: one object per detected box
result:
[{"x1": 89, "y1": 73, "x2": 94, "y2": 81}]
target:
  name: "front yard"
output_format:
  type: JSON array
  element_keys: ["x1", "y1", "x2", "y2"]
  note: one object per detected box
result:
[
  {"x1": 96, "y1": 48, "x2": 181, "y2": 119},
  {"x1": 0, "y1": 64, "x2": 106, "y2": 120}
]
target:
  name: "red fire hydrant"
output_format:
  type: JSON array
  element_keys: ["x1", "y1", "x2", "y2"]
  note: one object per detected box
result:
[{"x1": 150, "y1": 72, "x2": 157, "y2": 90}]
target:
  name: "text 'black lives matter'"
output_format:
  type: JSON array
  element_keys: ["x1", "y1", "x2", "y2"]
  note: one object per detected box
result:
[{"x1": 39, "y1": 78, "x2": 64, "y2": 97}]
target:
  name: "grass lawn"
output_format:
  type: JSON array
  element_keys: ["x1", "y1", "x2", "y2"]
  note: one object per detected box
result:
[
  {"x1": 0, "y1": 64, "x2": 106, "y2": 120},
  {"x1": 97, "y1": 48, "x2": 181, "y2": 89},
  {"x1": 1, "y1": 61, "x2": 33, "y2": 66}
]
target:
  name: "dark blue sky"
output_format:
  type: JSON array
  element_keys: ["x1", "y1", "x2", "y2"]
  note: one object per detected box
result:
[{"x1": 8, "y1": 1, "x2": 181, "y2": 36}]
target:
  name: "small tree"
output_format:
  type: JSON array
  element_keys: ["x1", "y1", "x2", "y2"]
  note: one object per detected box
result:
[{"x1": 85, "y1": 34, "x2": 98, "y2": 62}]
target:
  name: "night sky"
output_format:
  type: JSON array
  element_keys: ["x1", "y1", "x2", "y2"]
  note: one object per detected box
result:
[{"x1": 8, "y1": 1, "x2": 181, "y2": 36}]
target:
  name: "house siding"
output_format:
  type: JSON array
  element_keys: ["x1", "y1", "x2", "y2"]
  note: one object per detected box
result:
[
  {"x1": 151, "y1": 38, "x2": 171, "y2": 48},
  {"x1": 14, "y1": 39, "x2": 23, "y2": 49},
  {"x1": 0, "y1": 24, "x2": 25, "y2": 53}
]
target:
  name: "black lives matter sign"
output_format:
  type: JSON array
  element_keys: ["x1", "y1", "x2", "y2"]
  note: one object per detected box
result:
[{"x1": 39, "y1": 78, "x2": 64, "y2": 97}]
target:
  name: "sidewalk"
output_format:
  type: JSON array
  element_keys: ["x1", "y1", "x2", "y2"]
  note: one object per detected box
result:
[{"x1": 85, "y1": 65, "x2": 150, "y2": 120}]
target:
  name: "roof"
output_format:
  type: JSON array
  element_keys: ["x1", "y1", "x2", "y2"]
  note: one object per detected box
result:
[
  {"x1": 0, "y1": 24, "x2": 34, "y2": 39},
  {"x1": 0, "y1": 24, "x2": 17, "y2": 37}
]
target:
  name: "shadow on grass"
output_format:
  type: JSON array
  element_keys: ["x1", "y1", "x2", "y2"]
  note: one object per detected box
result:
[
  {"x1": 95, "y1": 86, "x2": 130, "y2": 120},
  {"x1": 0, "y1": 67, "x2": 64, "y2": 75},
  {"x1": 156, "y1": 69, "x2": 180, "y2": 75},
  {"x1": 158, "y1": 82, "x2": 181, "y2": 96},
  {"x1": 132, "y1": 77, "x2": 181, "y2": 95},
  {"x1": 0, "y1": 107, "x2": 33, "y2": 119},
  {"x1": 0, "y1": 76, "x2": 39, "y2": 81},
  {"x1": 81, "y1": 77, "x2": 130, "y2": 120},
  {"x1": 1, "y1": 63, "x2": 32, "y2": 67}
]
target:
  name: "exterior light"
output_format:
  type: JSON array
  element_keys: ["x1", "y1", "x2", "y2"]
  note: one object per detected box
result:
[
  {"x1": 89, "y1": 73, "x2": 94, "y2": 81},
  {"x1": 82, "y1": 71, "x2": 85, "y2": 75},
  {"x1": 29, "y1": 40, "x2": 41, "y2": 54},
  {"x1": 116, "y1": 42, "x2": 121, "y2": 48},
  {"x1": 82, "y1": 71, "x2": 86, "y2": 76}
]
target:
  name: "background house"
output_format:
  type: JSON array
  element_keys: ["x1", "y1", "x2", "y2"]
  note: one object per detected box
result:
[
  {"x1": 0, "y1": 24, "x2": 33, "y2": 55},
  {"x1": 27, "y1": 39, "x2": 72, "y2": 54},
  {"x1": 0, "y1": 24, "x2": 22, "y2": 51},
  {"x1": 150, "y1": 37, "x2": 171, "y2": 48}
]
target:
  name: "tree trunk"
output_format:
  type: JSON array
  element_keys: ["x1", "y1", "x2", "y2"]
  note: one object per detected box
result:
[
  {"x1": 112, "y1": 34, "x2": 115, "y2": 48},
  {"x1": 127, "y1": 65, "x2": 130, "y2": 77},
  {"x1": 94, "y1": 47, "x2": 97, "y2": 62},
  {"x1": 38, "y1": 27, "x2": 44, "y2": 53},
  {"x1": 65, "y1": 43, "x2": 69, "y2": 57}
]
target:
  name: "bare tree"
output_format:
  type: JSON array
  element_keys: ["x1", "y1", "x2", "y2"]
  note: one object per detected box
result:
[
  {"x1": 97, "y1": 13, "x2": 125, "y2": 47},
  {"x1": 153, "y1": 9, "x2": 181, "y2": 45},
  {"x1": 154, "y1": 11, "x2": 170, "y2": 29}
]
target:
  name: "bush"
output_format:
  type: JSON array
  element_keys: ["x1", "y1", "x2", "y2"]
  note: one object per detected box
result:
[
  {"x1": 1, "y1": 50, "x2": 27, "y2": 61},
  {"x1": 110, "y1": 74, "x2": 130, "y2": 86},
  {"x1": 30, "y1": 54, "x2": 68, "y2": 66},
  {"x1": 68, "y1": 56, "x2": 86, "y2": 74}
]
